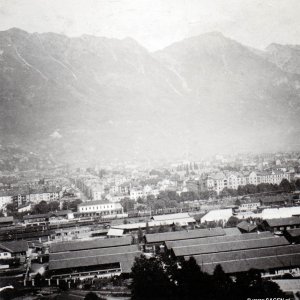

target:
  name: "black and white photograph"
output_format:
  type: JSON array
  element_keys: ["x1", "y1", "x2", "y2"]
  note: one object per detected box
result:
[{"x1": 0, "y1": 0, "x2": 300, "y2": 299}]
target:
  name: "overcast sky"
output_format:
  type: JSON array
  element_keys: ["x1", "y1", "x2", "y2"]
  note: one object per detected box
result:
[{"x1": 0, "y1": 0, "x2": 299, "y2": 51}]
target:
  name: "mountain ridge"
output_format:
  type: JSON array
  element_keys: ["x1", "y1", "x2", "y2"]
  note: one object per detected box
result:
[{"x1": 0, "y1": 28, "x2": 300, "y2": 163}]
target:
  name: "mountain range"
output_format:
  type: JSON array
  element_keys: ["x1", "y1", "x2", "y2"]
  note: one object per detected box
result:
[{"x1": 0, "y1": 28, "x2": 300, "y2": 164}]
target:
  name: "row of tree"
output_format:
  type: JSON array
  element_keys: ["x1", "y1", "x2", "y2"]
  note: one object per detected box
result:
[
  {"x1": 121, "y1": 178, "x2": 299, "y2": 212},
  {"x1": 5, "y1": 199, "x2": 82, "y2": 218},
  {"x1": 220, "y1": 178, "x2": 299, "y2": 198},
  {"x1": 131, "y1": 255, "x2": 284, "y2": 300}
]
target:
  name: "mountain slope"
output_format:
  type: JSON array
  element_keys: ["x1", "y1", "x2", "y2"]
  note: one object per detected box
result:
[
  {"x1": 0, "y1": 28, "x2": 187, "y2": 163},
  {"x1": 0, "y1": 29, "x2": 300, "y2": 164},
  {"x1": 265, "y1": 43, "x2": 300, "y2": 75},
  {"x1": 155, "y1": 32, "x2": 300, "y2": 153}
]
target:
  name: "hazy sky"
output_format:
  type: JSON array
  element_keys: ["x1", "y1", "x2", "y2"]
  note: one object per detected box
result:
[{"x1": 0, "y1": 0, "x2": 299, "y2": 50}]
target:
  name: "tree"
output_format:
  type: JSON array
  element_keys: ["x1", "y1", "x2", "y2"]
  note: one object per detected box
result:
[
  {"x1": 33, "y1": 201, "x2": 49, "y2": 214},
  {"x1": 212, "y1": 265, "x2": 233, "y2": 300},
  {"x1": 295, "y1": 178, "x2": 300, "y2": 190},
  {"x1": 219, "y1": 188, "x2": 237, "y2": 198},
  {"x1": 226, "y1": 216, "x2": 239, "y2": 227},
  {"x1": 131, "y1": 255, "x2": 174, "y2": 300},
  {"x1": 244, "y1": 184, "x2": 257, "y2": 195},
  {"x1": 234, "y1": 198, "x2": 241, "y2": 206},
  {"x1": 130, "y1": 257, "x2": 284, "y2": 300},
  {"x1": 233, "y1": 269, "x2": 284, "y2": 299},
  {"x1": 34, "y1": 273, "x2": 43, "y2": 288},
  {"x1": 176, "y1": 257, "x2": 210, "y2": 300},
  {"x1": 237, "y1": 186, "x2": 246, "y2": 196},
  {"x1": 279, "y1": 178, "x2": 293, "y2": 193},
  {"x1": 64, "y1": 199, "x2": 82, "y2": 211},
  {"x1": 145, "y1": 221, "x2": 150, "y2": 234},
  {"x1": 120, "y1": 198, "x2": 135, "y2": 212},
  {"x1": 165, "y1": 200, "x2": 178, "y2": 208},
  {"x1": 137, "y1": 197, "x2": 144, "y2": 204},
  {"x1": 153, "y1": 199, "x2": 166, "y2": 210},
  {"x1": 48, "y1": 201, "x2": 60, "y2": 212},
  {"x1": 137, "y1": 228, "x2": 143, "y2": 243}
]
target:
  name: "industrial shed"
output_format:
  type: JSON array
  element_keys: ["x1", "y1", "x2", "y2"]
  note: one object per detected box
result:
[
  {"x1": 49, "y1": 236, "x2": 132, "y2": 253},
  {"x1": 151, "y1": 213, "x2": 191, "y2": 221},
  {"x1": 199, "y1": 253, "x2": 300, "y2": 276},
  {"x1": 263, "y1": 217, "x2": 300, "y2": 232},
  {"x1": 171, "y1": 236, "x2": 289, "y2": 257},
  {"x1": 0, "y1": 240, "x2": 28, "y2": 258},
  {"x1": 48, "y1": 244, "x2": 141, "y2": 279},
  {"x1": 284, "y1": 228, "x2": 300, "y2": 244},
  {"x1": 200, "y1": 209, "x2": 233, "y2": 223},
  {"x1": 165, "y1": 231, "x2": 273, "y2": 250},
  {"x1": 144, "y1": 227, "x2": 226, "y2": 245},
  {"x1": 50, "y1": 245, "x2": 138, "y2": 260},
  {"x1": 189, "y1": 244, "x2": 300, "y2": 265},
  {"x1": 0, "y1": 216, "x2": 14, "y2": 227},
  {"x1": 111, "y1": 216, "x2": 196, "y2": 233}
]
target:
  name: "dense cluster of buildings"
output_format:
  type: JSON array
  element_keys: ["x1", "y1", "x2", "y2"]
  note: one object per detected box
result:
[
  {"x1": 0, "y1": 187, "x2": 62, "y2": 211},
  {"x1": 1, "y1": 202, "x2": 300, "y2": 299},
  {"x1": 71, "y1": 173, "x2": 185, "y2": 204},
  {"x1": 1, "y1": 152, "x2": 300, "y2": 297},
  {"x1": 200, "y1": 170, "x2": 292, "y2": 194}
]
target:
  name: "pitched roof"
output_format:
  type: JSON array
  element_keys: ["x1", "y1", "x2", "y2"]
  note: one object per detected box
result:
[
  {"x1": 166, "y1": 231, "x2": 272, "y2": 250},
  {"x1": 49, "y1": 236, "x2": 132, "y2": 253},
  {"x1": 223, "y1": 227, "x2": 241, "y2": 236},
  {"x1": 49, "y1": 249, "x2": 141, "y2": 272},
  {"x1": 113, "y1": 217, "x2": 196, "y2": 231},
  {"x1": 189, "y1": 244, "x2": 300, "y2": 265},
  {"x1": 237, "y1": 221, "x2": 257, "y2": 232},
  {"x1": 172, "y1": 236, "x2": 289, "y2": 257},
  {"x1": 78, "y1": 200, "x2": 111, "y2": 207},
  {"x1": 264, "y1": 217, "x2": 300, "y2": 227},
  {"x1": 145, "y1": 227, "x2": 225, "y2": 244},
  {"x1": 107, "y1": 228, "x2": 124, "y2": 237},
  {"x1": 50, "y1": 245, "x2": 139, "y2": 261},
  {"x1": 286, "y1": 228, "x2": 300, "y2": 237},
  {"x1": 0, "y1": 216, "x2": 13, "y2": 223},
  {"x1": 200, "y1": 253, "x2": 300, "y2": 274},
  {"x1": 0, "y1": 240, "x2": 28, "y2": 253},
  {"x1": 23, "y1": 213, "x2": 49, "y2": 220},
  {"x1": 151, "y1": 213, "x2": 191, "y2": 221},
  {"x1": 201, "y1": 209, "x2": 233, "y2": 222}
]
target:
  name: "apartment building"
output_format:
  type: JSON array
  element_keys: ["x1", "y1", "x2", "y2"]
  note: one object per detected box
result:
[
  {"x1": 73, "y1": 175, "x2": 104, "y2": 200},
  {"x1": 77, "y1": 200, "x2": 123, "y2": 216},
  {"x1": 200, "y1": 170, "x2": 291, "y2": 194}
]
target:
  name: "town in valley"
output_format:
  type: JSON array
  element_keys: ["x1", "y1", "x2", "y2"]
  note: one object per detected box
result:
[
  {"x1": 1, "y1": 152, "x2": 300, "y2": 299},
  {"x1": 1, "y1": 0, "x2": 300, "y2": 299}
]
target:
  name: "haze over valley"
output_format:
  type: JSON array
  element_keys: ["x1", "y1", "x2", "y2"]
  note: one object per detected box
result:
[{"x1": 0, "y1": 28, "x2": 300, "y2": 164}]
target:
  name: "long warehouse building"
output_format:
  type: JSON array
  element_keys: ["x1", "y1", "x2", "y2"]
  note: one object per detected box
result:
[
  {"x1": 49, "y1": 236, "x2": 132, "y2": 253},
  {"x1": 48, "y1": 237, "x2": 140, "y2": 280}
]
